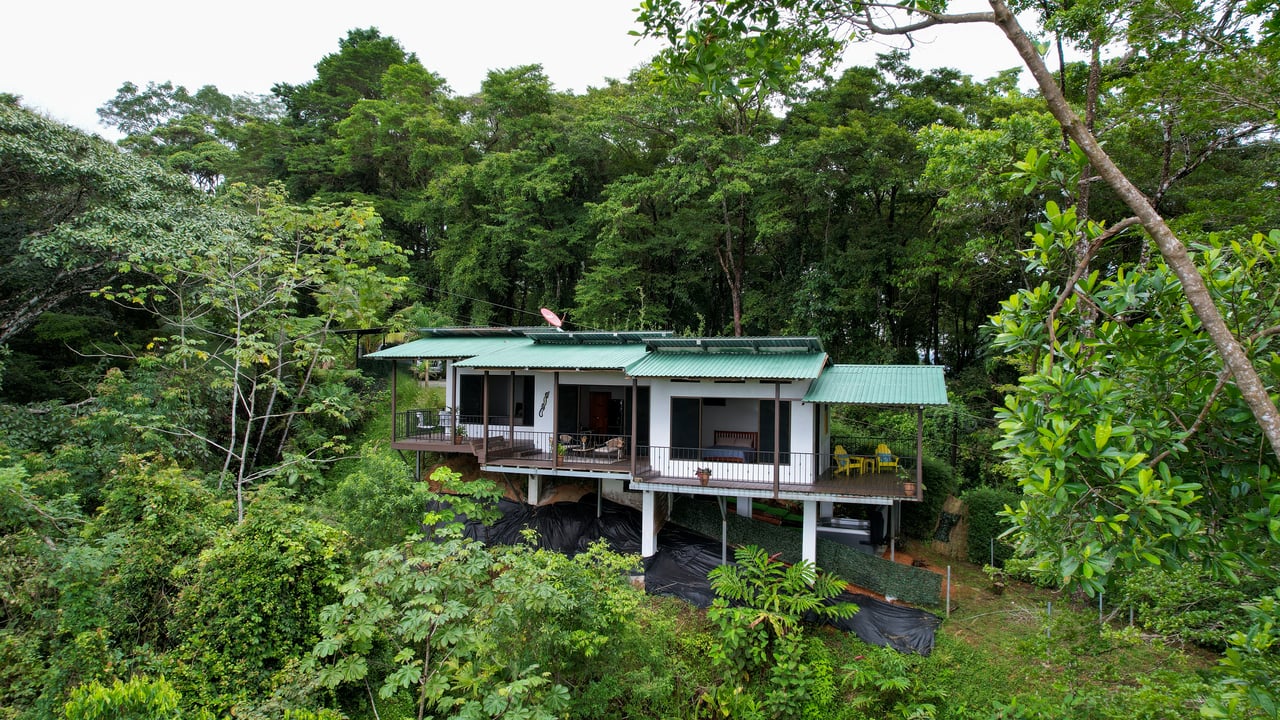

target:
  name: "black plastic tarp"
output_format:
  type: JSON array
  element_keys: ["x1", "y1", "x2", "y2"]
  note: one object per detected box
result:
[
  {"x1": 465, "y1": 496, "x2": 641, "y2": 555},
  {"x1": 467, "y1": 495, "x2": 940, "y2": 655}
]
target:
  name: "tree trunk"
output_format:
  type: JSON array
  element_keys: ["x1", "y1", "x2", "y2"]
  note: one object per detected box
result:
[{"x1": 989, "y1": 0, "x2": 1280, "y2": 463}]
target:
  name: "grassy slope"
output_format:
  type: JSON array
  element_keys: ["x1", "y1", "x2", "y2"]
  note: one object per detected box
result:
[{"x1": 878, "y1": 540, "x2": 1217, "y2": 717}]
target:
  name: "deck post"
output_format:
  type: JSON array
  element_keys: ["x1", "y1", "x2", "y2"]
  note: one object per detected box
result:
[
  {"x1": 641, "y1": 491, "x2": 657, "y2": 557},
  {"x1": 802, "y1": 500, "x2": 818, "y2": 565},
  {"x1": 773, "y1": 382, "x2": 781, "y2": 499},
  {"x1": 736, "y1": 496, "x2": 752, "y2": 518},
  {"x1": 390, "y1": 359, "x2": 398, "y2": 444},
  {"x1": 527, "y1": 474, "x2": 540, "y2": 505},
  {"x1": 916, "y1": 405, "x2": 924, "y2": 500},
  {"x1": 819, "y1": 501, "x2": 833, "y2": 519},
  {"x1": 450, "y1": 361, "x2": 459, "y2": 438},
  {"x1": 508, "y1": 371, "x2": 516, "y2": 444},
  {"x1": 482, "y1": 371, "x2": 490, "y2": 458},
  {"x1": 553, "y1": 372, "x2": 561, "y2": 469},
  {"x1": 630, "y1": 378, "x2": 638, "y2": 476}
]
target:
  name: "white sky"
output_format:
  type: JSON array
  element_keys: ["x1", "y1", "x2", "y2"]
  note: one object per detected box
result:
[{"x1": 3, "y1": 0, "x2": 1029, "y2": 138}]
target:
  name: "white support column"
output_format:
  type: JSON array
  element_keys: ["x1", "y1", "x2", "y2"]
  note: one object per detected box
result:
[
  {"x1": 736, "y1": 495, "x2": 752, "y2": 517},
  {"x1": 802, "y1": 500, "x2": 818, "y2": 565},
  {"x1": 641, "y1": 491, "x2": 657, "y2": 557},
  {"x1": 526, "y1": 475, "x2": 540, "y2": 506}
]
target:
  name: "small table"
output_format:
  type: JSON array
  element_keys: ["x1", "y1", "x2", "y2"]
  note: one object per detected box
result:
[{"x1": 852, "y1": 456, "x2": 877, "y2": 474}]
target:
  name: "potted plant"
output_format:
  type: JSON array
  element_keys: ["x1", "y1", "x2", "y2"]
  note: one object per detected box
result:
[
  {"x1": 453, "y1": 424, "x2": 468, "y2": 444},
  {"x1": 695, "y1": 467, "x2": 712, "y2": 485}
]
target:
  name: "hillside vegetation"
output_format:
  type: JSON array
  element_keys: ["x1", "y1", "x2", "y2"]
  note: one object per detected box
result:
[{"x1": 2, "y1": 3, "x2": 1279, "y2": 715}]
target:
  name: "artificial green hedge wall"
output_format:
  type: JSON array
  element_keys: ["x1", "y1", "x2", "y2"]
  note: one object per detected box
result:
[
  {"x1": 671, "y1": 499, "x2": 943, "y2": 607},
  {"x1": 963, "y1": 486, "x2": 1019, "y2": 567}
]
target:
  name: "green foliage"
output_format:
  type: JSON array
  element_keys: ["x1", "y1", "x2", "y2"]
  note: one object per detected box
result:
[
  {"x1": 704, "y1": 545, "x2": 856, "y2": 719},
  {"x1": 83, "y1": 455, "x2": 226, "y2": 651},
  {"x1": 964, "y1": 487, "x2": 1019, "y2": 567},
  {"x1": 0, "y1": 101, "x2": 225, "y2": 359},
  {"x1": 672, "y1": 499, "x2": 942, "y2": 605},
  {"x1": 327, "y1": 443, "x2": 433, "y2": 552},
  {"x1": 842, "y1": 644, "x2": 947, "y2": 720},
  {"x1": 992, "y1": 218, "x2": 1280, "y2": 595},
  {"x1": 308, "y1": 467, "x2": 601, "y2": 720},
  {"x1": 171, "y1": 490, "x2": 348, "y2": 714},
  {"x1": 1203, "y1": 588, "x2": 1280, "y2": 718},
  {"x1": 63, "y1": 675, "x2": 182, "y2": 720},
  {"x1": 1117, "y1": 564, "x2": 1273, "y2": 649},
  {"x1": 101, "y1": 182, "x2": 411, "y2": 519},
  {"x1": 900, "y1": 456, "x2": 959, "y2": 540}
]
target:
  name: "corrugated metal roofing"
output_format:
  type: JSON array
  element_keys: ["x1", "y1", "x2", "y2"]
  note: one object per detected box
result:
[
  {"x1": 644, "y1": 336, "x2": 824, "y2": 353},
  {"x1": 524, "y1": 330, "x2": 674, "y2": 344},
  {"x1": 367, "y1": 337, "x2": 532, "y2": 359},
  {"x1": 802, "y1": 365, "x2": 948, "y2": 406},
  {"x1": 626, "y1": 352, "x2": 828, "y2": 380},
  {"x1": 454, "y1": 342, "x2": 649, "y2": 370}
]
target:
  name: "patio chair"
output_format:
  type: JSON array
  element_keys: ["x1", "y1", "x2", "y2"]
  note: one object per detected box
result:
[
  {"x1": 834, "y1": 445, "x2": 864, "y2": 476},
  {"x1": 874, "y1": 443, "x2": 900, "y2": 474},
  {"x1": 591, "y1": 436, "x2": 626, "y2": 460}
]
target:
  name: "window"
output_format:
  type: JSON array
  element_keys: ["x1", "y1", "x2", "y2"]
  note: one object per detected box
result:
[{"x1": 458, "y1": 374, "x2": 535, "y2": 425}]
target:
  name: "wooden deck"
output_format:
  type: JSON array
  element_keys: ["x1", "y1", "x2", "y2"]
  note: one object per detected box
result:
[
  {"x1": 391, "y1": 435, "x2": 918, "y2": 503},
  {"x1": 630, "y1": 469, "x2": 917, "y2": 504}
]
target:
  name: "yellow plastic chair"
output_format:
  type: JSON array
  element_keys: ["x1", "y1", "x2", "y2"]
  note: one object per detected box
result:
[{"x1": 874, "y1": 443, "x2": 900, "y2": 474}]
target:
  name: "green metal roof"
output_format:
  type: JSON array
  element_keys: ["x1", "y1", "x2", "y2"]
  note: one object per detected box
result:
[
  {"x1": 802, "y1": 365, "x2": 948, "y2": 406},
  {"x1": 454, "y1": 342, "x2": 649, "y2": 370},
  {"x1": 367, "y1": 336, "x2": 531, "y2": 359},
  {"x1": 626, "y1": 352, "x2": 828, "y2": 380},
  {"x1": 524, "y1": 330, "x2": 674, "y2": 344},
  {"x1": 644, "y1": 336, "x2": 824, "y2": 353}
]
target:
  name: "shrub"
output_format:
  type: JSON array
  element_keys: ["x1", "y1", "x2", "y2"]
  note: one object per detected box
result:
[
  {"x1": 1117, "y1": 564, "x2": 1272, "y2": 649},
  {"x1": 704, "y1": 546, "x2": 856, "y2": 719},
  {"x1": 900, "y1": 456, "x2": 959, "y2": 540},
  {"x1": 63, "y1": 675, "x2": 184, "y2": 720},
  {"x1": 327, "y1": 443, "x2": 436, "y2": 552},
  {"x1": 964, "y1": 486, "x2": 1019, "y2": 567}
]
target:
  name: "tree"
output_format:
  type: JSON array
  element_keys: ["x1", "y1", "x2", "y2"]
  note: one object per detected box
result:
[
  {"x1": 634, "y1": 0, "x2": 1280, "y2": 459},
  {"x1": 428, "y1": 65, "x2": 594, "y2": 326},
  {"x1": 100, "y1": 183, "x2": 409, "y2": 521},
  {"x1": 309, "y1": 467, "x2": 561, "y2": 720},
  {"x1": 97, "y1": 81, "x2": 282, "y2": 192},
  {"x1": 991, "y1": 220, "x2": 1280, "y2": 594},
  {"x1": 0, "y1": 100, "x2": 222, "y2": 355},
  {"x1": 170, "y1": 490, "x2": 349, "y2": 714}
]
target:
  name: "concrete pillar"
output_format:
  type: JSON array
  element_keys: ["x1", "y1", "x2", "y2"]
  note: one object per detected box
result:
[
  {"x1": 641, "y1": 491, "x2": 657, "y2": 557},
  {"x1": 819, "y1": 501, "x2": 833, "y2": 520},
  {"x1": 736, "y1": 495, "x2": 752, "y2": 517},
  {"x1": 802, "y1": 500, "x2": 818, "y2": 565},
  {"x1": 527, "y1": 475, "x2": 540, "y2": 506}
]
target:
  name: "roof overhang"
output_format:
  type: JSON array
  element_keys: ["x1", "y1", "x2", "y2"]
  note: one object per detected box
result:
[{"x1": 802, "y1": 365, "x2": 948, "y2": 406}]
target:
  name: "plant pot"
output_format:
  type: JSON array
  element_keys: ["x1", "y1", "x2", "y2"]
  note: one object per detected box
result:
[
  {"x1": 902, "y1": 482, "x2": 917, "y2": 496},
  {"x1": 696, "y1": 471, "x2": 711, "y2": 486}
]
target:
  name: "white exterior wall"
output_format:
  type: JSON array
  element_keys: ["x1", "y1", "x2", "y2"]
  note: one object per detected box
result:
[{"x1": 648, "y1": 378, "x2": 818, "y2": 485}]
